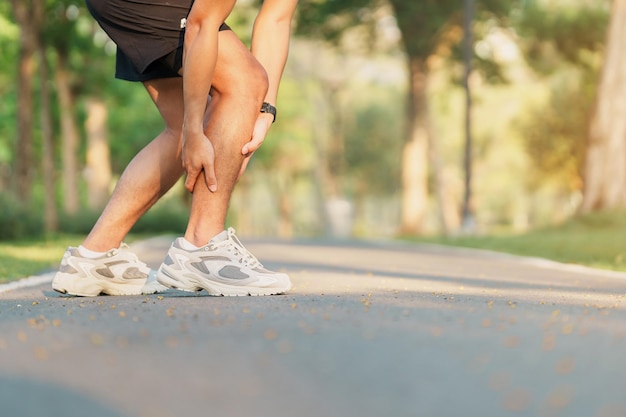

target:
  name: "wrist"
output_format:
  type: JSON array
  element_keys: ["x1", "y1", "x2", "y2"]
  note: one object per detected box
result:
[
  {"x1": 183, "y1": 123, "x2": 204, "y2": 135},
  {"x1": 260, "y1": 102, "x2": 277, "y2": 123}
]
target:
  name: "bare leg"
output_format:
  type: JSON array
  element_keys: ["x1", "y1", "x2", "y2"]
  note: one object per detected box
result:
[
  {"x1": 184, "y1": 30, "x2": 268, "y2": 245},
  {"x1": 82, "y1": 78, "x2": 185, "y2": 251},
  {"x1": 82, "y1": 30, "x2": 267, "y2": 251}
]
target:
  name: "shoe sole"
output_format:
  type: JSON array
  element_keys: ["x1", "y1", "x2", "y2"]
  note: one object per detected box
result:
[
  {"x1": 52, "y1": 272, "x2": 146, "y2": 297},
  {"x1": 157, "y1": 265, "x2": 290, "y2": 296}
]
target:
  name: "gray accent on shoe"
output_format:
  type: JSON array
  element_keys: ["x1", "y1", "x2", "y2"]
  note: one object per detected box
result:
[
  {"x1": 190, "y1": 256, "x2": 233, "y2": 275},
  {"x1": 96, "y1": 267, "x2": 114, "y2": 278},
  {"x1": 95, "y1": 260, "x2": 136, "y2": 279},
  {"x1": 218, "y1": 265, "x2": 249, "y2": 280},
  {"x1": 96, "y1": 261, "x2": 148, "y2": 279},
  {"x1": 122, "y1": 267, "x2": 149, "y2": 280},
  {"x1": 163, "y1": 254, "x2": 174, "y2": 266},
  {"x1": 201, "y1": 256, "x2": 232, "y2": 262},
  {"x1": 59, "y1": 264, "x2": 78, "y2": 274},
  {"x1": 106, "y1": 260, "x2": 128, "y2": 267},
  {"x1": 191, "y1": 261, "x2": 210, "y2": 275}
]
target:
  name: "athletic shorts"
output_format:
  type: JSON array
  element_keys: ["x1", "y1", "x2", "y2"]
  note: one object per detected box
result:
[{"x1": 85, "y1": 0, "x2": 230, "y2": 82}]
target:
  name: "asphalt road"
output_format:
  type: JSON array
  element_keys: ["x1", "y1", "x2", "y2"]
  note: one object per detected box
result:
[{"x1": 1, "y1": 236, "x2": 626, "y2": 417}]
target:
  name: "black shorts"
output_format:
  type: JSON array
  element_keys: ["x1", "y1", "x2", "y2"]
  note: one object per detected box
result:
[{"x1": 85, "y1": 0, "x2": 230, "y2": 82}]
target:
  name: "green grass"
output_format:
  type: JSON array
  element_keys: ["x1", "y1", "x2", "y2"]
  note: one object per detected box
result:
[
  {"x1": 404, "y1": 210, "x2": 626, "y2": 272},
  {"x1": 0, "y1": 235, "x2": 83, "y2": 283},
  {"x1": 0, "y1": 233, "x2": 157, "y2": 284},
  {"x1": 2, "y1": 210, "x2": 625, "y2": 284}
]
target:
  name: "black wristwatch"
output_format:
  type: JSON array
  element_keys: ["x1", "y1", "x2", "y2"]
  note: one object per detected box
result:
[{"x1": 260, "y1": 102, "x2": 277, "y2": 123}]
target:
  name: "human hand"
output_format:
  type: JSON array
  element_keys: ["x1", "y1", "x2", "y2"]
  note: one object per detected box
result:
[
  {"x1": 182, "y1": 130, "x2": 218, "y2": 193},
  {"x1": 239, "y1": 113, "x2": 273, "y2": 179}
]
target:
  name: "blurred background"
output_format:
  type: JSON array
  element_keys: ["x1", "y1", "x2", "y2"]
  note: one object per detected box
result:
[{"x1": 0, "y1": 0, "x2": 623, "y2": 246}]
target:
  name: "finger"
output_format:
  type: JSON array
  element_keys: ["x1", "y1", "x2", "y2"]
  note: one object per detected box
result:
[
  {"x1": 238, "y1": 154, "x2": 252, "y2": 180},
  {"x1": 243, "y1": 135, "x2": 264, "y2": 155},
  {"x1": 185, "y1": 168, "x2": 200, "y2": 192},
  {"x1": 203, "y1": 162, "x2": 218, "y2": 192},
  {"x1": 241, "y1": 136, "x2": 257, "y2": 155},
  {"x1": 244, "y1": 120, "x2": 270, "y2": 155}
]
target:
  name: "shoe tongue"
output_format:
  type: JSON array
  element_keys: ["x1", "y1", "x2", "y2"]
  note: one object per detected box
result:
[{"x1": 209, "y1": 230, "x2": 229, "y2": 244}]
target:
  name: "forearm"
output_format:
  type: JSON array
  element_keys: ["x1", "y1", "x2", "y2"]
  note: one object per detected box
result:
[
  {"x1": 250, "y1": 0, "x2": 298, "y2": 106},
  {"x1": 183, "y1": 0, "x2": 235, "y2": 133}
]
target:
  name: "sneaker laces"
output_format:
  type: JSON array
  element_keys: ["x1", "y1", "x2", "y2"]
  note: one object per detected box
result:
[
  {"x1": 221, "y1": 228, "x2": 263, "y2": 269},
  {"x1": 107, "y1": 242, "x2": 148, "y2": 269}
]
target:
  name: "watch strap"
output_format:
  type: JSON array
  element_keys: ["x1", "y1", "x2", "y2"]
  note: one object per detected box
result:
[{"x1": 260, "y1": 102, "x2": 277, "y2": 123}]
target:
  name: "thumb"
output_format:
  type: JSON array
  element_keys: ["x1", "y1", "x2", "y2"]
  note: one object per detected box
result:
[{"x1": 238, "y1": 154, "x2": 252, "y2": 180}]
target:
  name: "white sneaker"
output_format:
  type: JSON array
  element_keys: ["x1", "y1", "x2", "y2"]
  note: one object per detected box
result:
[
  {"x1": 157, "y1": 228, "x2": 291, "y2": 296},
  {"x1": 142, "y1": 270, "x2": 170, "y2": 295},
  {"x1": 52, "y1": 244, "x2": 151, "y2": 296}
]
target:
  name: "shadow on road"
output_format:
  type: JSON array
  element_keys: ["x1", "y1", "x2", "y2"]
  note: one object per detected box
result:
[{"x1": 0, "y1": 374, "x2": 129, "y2": 417}]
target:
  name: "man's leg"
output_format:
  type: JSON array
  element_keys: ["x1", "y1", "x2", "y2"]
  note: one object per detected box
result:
[
  {"x1": 54, "y1": 29, "x2": 275, "y2": 295},
  {"x1": 183, "y1": 29, "x2": 268, "y2": 246},
  {"x1": 83, "y1": 30, "x2": 266, "y2": 251},
  {"x1": 82, "y1": 77, "x2": 185, "y2": 251},
  {"x1": 51, "y1": 78, "x2": 186, "y2": 296},
  {"x1": 157, "y1": 31, "x2": 291, "y2": 296}
]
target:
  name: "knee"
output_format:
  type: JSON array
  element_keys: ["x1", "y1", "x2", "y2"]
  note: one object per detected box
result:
[
  {"x1": 250, "y1": 62, "x2": 269, "y2": 103},
  {"x1": 214, "y1": 58, "x2": 268, "y2": 105},
  {"x1": 239, "y1": 61, "x2": 269, "y2": 105}
]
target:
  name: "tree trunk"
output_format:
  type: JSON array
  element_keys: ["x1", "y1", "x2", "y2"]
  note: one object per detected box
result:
[
  {"x1": 39, "y1": 44, "x2": 58, "y2": 233},
  {"x1": 277, "y1": 185, "x2": 293, "y2": 239},
  {"x1": 10, "y1": 0, "x2": 40, "y2": 204},
  {"x1": 324, "y1": 82, "x2": 345, "y2": 198},
  {"x1": 56, "y1": 50, "x2": 81, "y2": 214},
  {"x1": 85, "y1": 98, "x2": 112, "y2": 210},
  {"x1": 580, "y1": 0, "x2": 626, "y2": 212},
  {"x1": 400, "y1": 57, "x2": 430, "y2": 234},
  {"x1": 312, "y1": 90, "x2": 332, "y2": 236},
  {"x1": 428, "y1": 122, "x2": 452, "y2": 236}
]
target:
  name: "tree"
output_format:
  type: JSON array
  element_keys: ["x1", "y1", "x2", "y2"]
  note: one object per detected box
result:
[
  {"x1": 45, "y1": 1, "x2": 86, "y2": 215},
  {"x1": 297, "y1": 0, "x2": 513, "y2": 234},
  {"x1": 39, "y1": 43, "x2": 59, "y2": 232},
  {"x1": 0, "y1": 6, "x2": 20, "y2": 193},
  {"x1": 580, "y1": 0, "x2": 626, "y2": 212},
  {"x1": 9, "y1": 0, "x2": 44, "y2": 204},
  {"x1": 44, "y1": 1, "x2": 118, "y2": 214},
  {"x1": 513, "y1": 0, "x2": 609, "y2": 214}
]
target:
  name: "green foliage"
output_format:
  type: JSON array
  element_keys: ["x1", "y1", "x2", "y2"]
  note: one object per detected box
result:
[
  {"x1": 296, "y1": 0, "x2": 380, "y2": 44},
  {"x1": 1, "y1": 0, "x2": 614, "y2": 239},
  {"x1": 55, "y1": 198, "x2": 190, "y2": 235},
  {"x1": 518, "y1": 71, "x2": 590, "y2": 192},
  {"x1": 298, "y1": 0, "x2": 520, "y2": 60},
  {"x1": 57, "y1": 209, "x2": 101, "y2": 235},
  {"x1": 252, "y1": 76, "x2": 315, "y2": 170},
  {"x1": 0, "y1": 87, "x2": 16, "y2": 168},
  {"x1": 388, "y1": 0, "x2": 463, "y2": 58},
  {"x1": 45, "y1": 1, "x2": 114, "y2": 93},
  {"x1": 106, "y1": 81, "x2": 164, "y2": 172},
  {"x1": 512, "y1": 0, "x2": 608, "y2": 197},
  {"x1": 0, "y1": 193, "x2": 43, "y2": 240},
  {"x1": 130, "y1": 200, "x2": 189, "y2": 235},
  {"x1": 514, "y1": 0, "x2": 609, "y2": 73},
  {"x1": 406, "y1": 209, "x2": 626, "y2": 272},
  {"x1": 0, "y1": 8, "x2": 18, "y2": 181},
  {"x1": 344, "y1": 84, "x2": 404, "y2": 195}
]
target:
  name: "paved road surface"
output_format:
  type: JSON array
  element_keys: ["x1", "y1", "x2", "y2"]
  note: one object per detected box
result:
[{"x1": 1, "y1": 237, "x2": 626, "y2": 417}]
